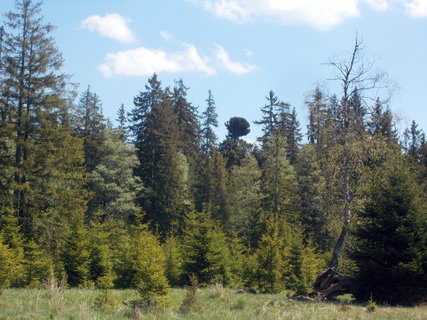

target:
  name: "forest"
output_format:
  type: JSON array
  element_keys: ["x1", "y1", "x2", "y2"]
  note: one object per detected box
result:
[{"x1": 0, "y1": 0, "x2": 426, "y2": 311}]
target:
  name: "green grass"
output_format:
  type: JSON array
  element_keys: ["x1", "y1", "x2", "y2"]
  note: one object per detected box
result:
[{"x1": 0, "y1": 287, "x2": 425, "y2": 319}]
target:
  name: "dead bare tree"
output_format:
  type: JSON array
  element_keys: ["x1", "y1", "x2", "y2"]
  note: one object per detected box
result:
[{"x1": 314, "y1": 36, "x2": 390, "y2": 299}]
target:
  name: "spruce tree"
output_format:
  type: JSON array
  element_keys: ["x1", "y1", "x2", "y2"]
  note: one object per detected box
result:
[
  {"x1": 172, "y1": 79, "x2": 200, "y2": 162},
  {"x1": 351, "y1": 160, "x2": 427, "y2": 305},
  {"x1": 22, "y1": 240, "x2": 53, "y2": 287},
  {"x1": 88, "y1": 220, "x2": 116, "y2": 288},
  {"x1": 227, "y1": 156, "x2": 261, "y2": 243},
  {"x1": 296, "y1": 144, "x2": 331, "y2": 250},
  {"x1": 129, "y1": 75, "x2": 188, "y2": 234},
  {"x1": 1, "y1": 1, "x2": 88, "y2": 260},
  {"x1": 163, "y1": 234, "x2": 183, "y2": 286},
  {"x1": 307, "y1": 87, "x2": 329, "y2": 146},
  {"x1": 200, "y1": 90, "x2": 218, "y2": 156},
  {"x1": 0, "y1": 232, "x2": 22, "y2": 288},
  {"x1": 74, "y1": 86, "x2": 106, "y2": 172},
  {"x1": 254, "y1": 91, "x2": 280, "y2": 143},
  {"x1": 116, "y1": 103, "x2": 127, "y2": 142},
  {"x1": 260, "y1": 133, "x2": 300, "y2": 223},
  {"x1": 61, "y1": 215, "x2": 90, "y2": 287},
  {"x1": 252, "y1": 216, "x2": 285, "y2": 293},
  {"x1": 181, "y1": 211, "x2": 233, "y2": 286},
  {"x1": 403, "y1": 120, "x2": 425, "y2": 162},
  {"x1": 88, "y1": 128, "x2": 142, "y2": 222},
  {"x1": 128, "y1": 224, "x2": 170, "y2": 306},
  {"x1": 367, "y1": 98, "x2": 396, "y2": 141}
]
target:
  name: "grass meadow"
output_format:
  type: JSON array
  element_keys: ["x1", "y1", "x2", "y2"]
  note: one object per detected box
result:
[{"x1": 0, "y1": 286, "x2": 425, "y2": 320}]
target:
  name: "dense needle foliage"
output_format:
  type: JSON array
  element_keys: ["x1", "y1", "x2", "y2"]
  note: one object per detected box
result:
[{"x1": 0, "y1": 0, "x2": 425, "y2": 307}]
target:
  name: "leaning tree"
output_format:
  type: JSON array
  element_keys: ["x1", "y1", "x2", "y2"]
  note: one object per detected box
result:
[{"x1": 313, "y1": 37, "x2": 391, "y2": 298}]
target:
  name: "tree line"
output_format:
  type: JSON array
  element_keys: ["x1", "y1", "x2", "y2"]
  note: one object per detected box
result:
[{"x1": 0, "y1": 0, "x2": 426, "y2": 307}]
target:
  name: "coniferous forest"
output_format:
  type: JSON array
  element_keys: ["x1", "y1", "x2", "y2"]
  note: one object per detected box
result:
[{"x1": 0, "y1": 0, "x2": 426, "y2": 310}]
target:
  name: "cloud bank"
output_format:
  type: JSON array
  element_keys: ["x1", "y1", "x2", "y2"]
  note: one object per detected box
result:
[
  {"x1": 194, "y1": 0, "x2": 427, "y2": 30},
  {"x1": 81, "y1": 13, "x2": 136, "y2": 43},
  {"x1": 405, "y1": 0, "x2": 427, "y2": 18},
  {"x1": 99, "y1": 43, "x2": 256, "y2": 77}
]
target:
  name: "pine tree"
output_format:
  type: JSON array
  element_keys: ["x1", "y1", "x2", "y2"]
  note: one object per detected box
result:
[
  {"x1": 254, "y1": 91, "x2": 280, "y2": 143},
  {"x1": 22, "y1": 240, "x2": 53, "y2": 287},
  {"x1": 283, "y1": 107, "x2": 302, "y2": 164},
  {"x1": 227, "y1": 156, "x2": 261, "y2": 243},
  {"x1": 296, "y1": 144, "x2": 331, "y2": 250},
  {"x1": 200, "y1": 90, "x2": 218, "y2": 156},
  {"x1": 403, "y1": 120, "x2": 425, "y2": 162},
  {"x1": 61, "y1": 215, "x2": 90, "y2": 287},
  {"x1": 367, "y1": 98, "x2": 396, "y2": 141},
  {"x1": 74, "y1": 86, "x2": 106, "y2": 171},
  {"x1": 163, "y1": 234, "x2": 183, "y2": 286},
  {"x1": 260, "y1": 133, "x2": 300, "y2": 223},
  {"x1": 172, "y1": 79, "x2": 200, "y2": 161},
  {"x1": 181, "y1": 211, "x2": 233, "y2": 286},
  {"x1": 88, "y1": 128, "x2": 142, "y2": 222},
  {"x1": 129, "y1": 75, "x2": 187, "y2": 234},
  {"x1": 220, "y1": 117, "x2": 252, "y2": 169},
  {"x1": 116, "y1": 103, "x2": 127, "y2": 142},
  {"x1": 206, "y1": 149, "x2": 230, "y2": 225},
  {"x1": 307, "y1": 87, "x2": 329, "y2": 146},
  {"x1": 128, "y1": 224, "x2": 170, "y2": 306},
  {"x1": 347, "y1": 88, "x2": 366, "y2": 135},
  {"x1": 1, "y1": 1, "x2": 88, "y2": 260},
  {"x1": 351, "y1": 160, "x2": 427, "y2": 305},
  {"x1": 253, "y1": 216, "x2": 285, "y2": 293},
  {"x1": 88, "y1": 220, "x2": 116, "y2": 288},
  {"x1": 0, "y1": 232, "x2": 22, "y2": 288}
]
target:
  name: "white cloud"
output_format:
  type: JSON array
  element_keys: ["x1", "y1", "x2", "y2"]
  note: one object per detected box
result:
[
  {"x1": 404, "y1": 0, "x2": 427, "y2": 17},
  {"x1": 99, "y1": 44, "x2": 215, "y2": 77},
  {"x1": 204, "y1": 0, "x2": 251, "y2": 22},
  {"x1": 214, "y1": 44, "x2": 257, "y2": 74},
  {"x1": 99, "y1": 43, "x2": 256, "y2": 77},
  {"x1": 364, "y1": 0, "x2": 389, "y2": 10},
  {"x1": 160, "y1": 31, "x2": 173, "y2": 41},
  {"x1": 81, "y1": 13, "x2": 136, "y2": 43},
  {"x1": 195, "y1": 0, "x2": 397, "y2": 30}
]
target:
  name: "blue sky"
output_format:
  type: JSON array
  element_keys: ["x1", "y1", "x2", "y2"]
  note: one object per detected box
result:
[{"x1": 2, "y1": 0, "x2": 426, "y2": 141}]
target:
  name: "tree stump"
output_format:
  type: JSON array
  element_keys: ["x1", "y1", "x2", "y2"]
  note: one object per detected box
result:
[{"x1": 313, "y1": 267, "x2": 355, "y2": 299}]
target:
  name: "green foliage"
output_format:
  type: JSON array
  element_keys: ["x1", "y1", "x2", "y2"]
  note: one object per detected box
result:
[
  {"x1": 0, "y1": 233, "x2": 22, "y2": 288},
  {"x1": 219, "y1": 137, "x2": 253, "y2": 169},
  {"x1": 367, "y1": 294, "x2": 378, "y2": 312},
  {"x1": 260, "y1": 133, "x2": 300, "y2": 223},
  {"x1": 61, "y1": 216, "x2": 91, "y2": 288},
  {"x1": 179, "y1": 275, "x2": 202, "y2": 314},
  {"x1": 22, "y1": 240, "x2": 53, "y2": 288},
  {"x1": 88, "y1": 220, "x2": 116, "y2": 288},
  {"x1": 129, "y1": 74, "x2": 193, "y2": 234},
  {"x1": 128, "y1": 224, "x2": 170, "y2": 307},
  {"x1": 225, "y1": 117, "x2": 250, "y2": 139},
  {"x1": 163, "y1": 234, "x2": 184, "y2": 286},
  {"x1": 252, "y1": 217, "x2": 285, "y2": 293},
  {"x1": 88, "y1": 128, "x2": 143, "y2": 222},
  {"x1": 205, "y1": 149, "x2": 230, "y2": 225},
  {"x1": 93, "y1": 289, "x2": 119, "y2": 313},
  {"x1": 351, "y1": 160, "x2": 427, "y2": 306},
  {"x1": 296, "y1": 144, "x2": 331, "y2": 250},
  {"x1": 227, "y1": 156, "x2": 261, "y2": 243},
  {"x1": 201, "y1": 90, "x2": 219, "y2": 156},
  {"x1": 74, "y1": 86, "x2": 106, "y2": 172},
  {"x1": 182, "y1": 211, "x2": 233, "y2": 286}
]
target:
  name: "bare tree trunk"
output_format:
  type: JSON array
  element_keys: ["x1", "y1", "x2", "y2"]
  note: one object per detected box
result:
[{"x1": 313, "y1": 36, "x2": 387, "y2": 298}]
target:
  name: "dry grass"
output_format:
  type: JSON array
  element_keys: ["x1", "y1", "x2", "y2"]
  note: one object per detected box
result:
[{"x1": 0, "y1": 287, "x2": 425, "y2": 319}]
